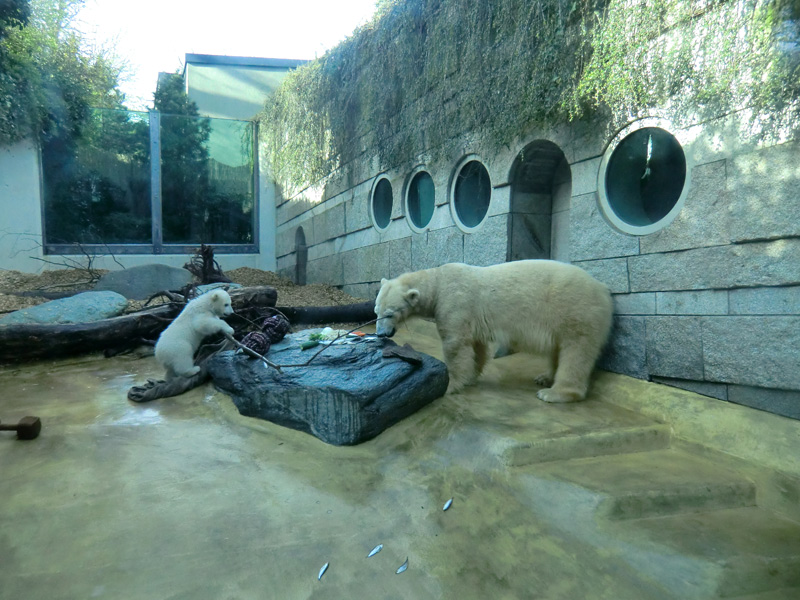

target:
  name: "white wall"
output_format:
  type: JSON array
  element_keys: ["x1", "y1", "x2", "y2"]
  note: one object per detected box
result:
[{"x1": 0, "y1": 139, "x2": 45, "y2": 273}]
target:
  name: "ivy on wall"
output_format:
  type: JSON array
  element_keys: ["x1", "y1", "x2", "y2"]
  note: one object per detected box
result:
[{"x1": 260, "y1": 0, "x2": 799, "y2": 197}]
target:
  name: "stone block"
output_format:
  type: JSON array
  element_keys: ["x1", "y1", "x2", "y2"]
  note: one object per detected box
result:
[
  {"x1": 344, "y1": 189, "x2": 371, "y2": 233},
  {"x1": 387, "y1": 237, "x2": 412, "y2": 278},
  {"x1": 628, "y1": 239, "x2": 800, "y2": 292},
  {"x1": 276, "y1": 254, "x2": 294, "y2": 272},
  {"x1": 487, "y1": 185, "x2": 511, "y2": 217},
  {"x1": 312, "y1": 203, "x2": 345, "y2": 244},
  {"x1": 464, "y1": 215, "x2": 507, "y2": 266},
  {"x1": 640, "y1": 160, "x2": 730, "y2": 254},
  {"x1": 656, "y1": 290, "x2": 729, "y2": 315},
  {"x1": 598, "y1": 316, "x2": 647, "y2": 379},
  {"x1": 575, "y1": 258, "x2": 630, "y2": 294},
  {"x1": 308, "y1": 239, "x2": 336, "y2": 262},
  {"x1": 569, "y1": 157, "x2": 601, "y2": 197},
  {"x1": 646, "y1": 317, "x2": 704, "y2": 380},
  {"x1": 343, "y1": 245, "x2": 390, "y2": 284},
  {"x1": 613, "y1": 293, "x2": 656, "y2": 315},
  {"x1": 276, "y1": 195, "x2": 316, "y2": 225},
  {"x1": 207, "y1": 334, "x2": 449, "y2": 445},
  {"x1": 702, "y1": 316, "x2": 800, "y2": 390},
  {"x1": 335, "y1": 228, "x2": 381, "y2": 255},
  {"x1": 568, "y1": 117, "x2": 607, "y2": 164},
  {"x1": 570, "y1": 193, "x2": 640, "y2": 261},
  {"x1": 550, "y1": 209, "x2": 571, "y2": 263},
  {"x1": 729, "y1": 286, "x2": 800, "y2": 315},
  {"x1": 306, "y1": 254, "x2": 343, "y2": 287},
  {"x1": 729, "y1": 142, "x2": 800, "y2": 242},
  {"x1": 651, "y1": 377, "x2": 728, "y2": 401},
  {"x1": 94, "y1": 264, "x2": 192, "y2": 300},
  {"x1": 276, "y1": 225, "x2": 307, "y2": 258},
  {"x1": 727, "y1": 385, "x2": 800, "y2": 421},
  {"x1": 411, "y1": 227, "x2": 464, "y2": 271},
  {"x1": 341, "y1": 282, "x2": 381, "y2": 301}
]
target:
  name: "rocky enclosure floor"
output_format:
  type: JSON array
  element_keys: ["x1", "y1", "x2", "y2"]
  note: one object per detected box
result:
[{"x1": 0, "y1": 266, "x2": 362, "y2": 315}]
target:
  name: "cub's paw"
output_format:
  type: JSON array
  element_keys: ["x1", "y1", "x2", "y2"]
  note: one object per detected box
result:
[
  {"x1": 446, "y1": 381, "x2": 464, "y2": 395},
  {"x1": 536, "y1": 388, "x2": 581, "y2": 403},
  {"x1": 181, "y1": 366, "x2": 202, "y2": 378},
  {"x1": 534, "y1": 373, "x2": 554, "y2": 387}
]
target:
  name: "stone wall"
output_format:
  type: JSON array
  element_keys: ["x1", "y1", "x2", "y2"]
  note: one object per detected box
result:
[{"x1": 273, "y1": 111, "x2": 800, "y2": 420}]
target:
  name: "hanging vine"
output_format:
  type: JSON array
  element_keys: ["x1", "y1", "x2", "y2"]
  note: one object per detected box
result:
[{"x1": 258, "y1": 0, "x2": 800, "y2": 197}]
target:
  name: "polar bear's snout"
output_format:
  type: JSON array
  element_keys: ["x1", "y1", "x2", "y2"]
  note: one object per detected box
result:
[{"x1": 375, "y1": 317, "x2": 396, "y2": 338}]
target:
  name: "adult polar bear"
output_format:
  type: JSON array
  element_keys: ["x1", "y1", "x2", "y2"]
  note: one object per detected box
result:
[
  {"x1": 375, "y1": 260, "x2": 613, "y2": 402},
  {"x1": 155, "y1": 289, "x2": 235, "y2": 379}
]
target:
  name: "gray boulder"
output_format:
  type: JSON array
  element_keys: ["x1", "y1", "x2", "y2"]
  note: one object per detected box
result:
[
  {"x1": 0, "y1": 291, "x2": 128, "y2": 325},
  {"x1": 94, "y1": 264, "x2": 193, "y2": 300},
  {"x1": 206, "y1": 332, "x2": 449, "y2": 445}
]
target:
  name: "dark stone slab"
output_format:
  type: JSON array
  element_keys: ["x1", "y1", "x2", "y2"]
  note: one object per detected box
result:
[{"x1": 206, "y1": 333, "x2": 449, "y2": 445}]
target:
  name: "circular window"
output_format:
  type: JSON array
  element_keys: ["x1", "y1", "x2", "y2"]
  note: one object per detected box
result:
[
  {"x1": 370, "y1": 176, "x2": 393, "y2": 231},
  {"x1": 406, "y1": 169, "x2": 435, "y2": 231},
  {"x1": 598, "y1": 124, "x2": 690, "y2": 235},
  {"x1": 451, "y1": 158, "x2": 491, "y2": 231}
]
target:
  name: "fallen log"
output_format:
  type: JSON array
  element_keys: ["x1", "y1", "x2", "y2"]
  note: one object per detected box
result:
[
  {"x1": 277, "y1": 301, "x2": 375, "y2": 325},
  {"x1": 0, "y1": 286, "x2": 277, "y2": 362}
]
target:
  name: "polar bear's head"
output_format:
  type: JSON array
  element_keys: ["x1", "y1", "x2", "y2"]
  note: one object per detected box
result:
[
  {"x1": 207, "y1": 289, "x2": 234, "y2": 317},
  {"x1": 374, "y1": 277, "x2": 419, "y2": 338}
]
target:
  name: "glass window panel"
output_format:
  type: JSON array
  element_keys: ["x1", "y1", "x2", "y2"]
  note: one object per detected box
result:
[
  {"x1": 160, "y1": 114, "x2": 254, "y2": 245},
  {"x1": 42, "y1": 109, "x2": 151, "y2": 244}
]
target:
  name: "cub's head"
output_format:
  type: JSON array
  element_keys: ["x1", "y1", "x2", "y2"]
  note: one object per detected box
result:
[
  {"x1": 208, "y1": 289, "x2": 234, "y2": 317},
  {"x1": 374, "y1": 276, "x2": 420, "y2": 338}
]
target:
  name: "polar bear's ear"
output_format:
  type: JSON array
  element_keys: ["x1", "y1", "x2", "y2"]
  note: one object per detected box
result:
[
  {"x1": 381, "y1": 278, "x2": 388, "y2": 286},
  {"x1": 404, "y1": 288, "x2": 420, "y2": 307}
]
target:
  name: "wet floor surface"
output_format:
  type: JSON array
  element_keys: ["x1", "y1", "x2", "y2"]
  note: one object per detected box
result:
[{"x1": 1, "y1": 319, "x2": 795, "y2": 599}]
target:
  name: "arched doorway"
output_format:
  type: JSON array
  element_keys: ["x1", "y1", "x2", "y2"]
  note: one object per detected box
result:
[
  {"x1": 508, "y1": 140, "x2": 571, "y2": 261},
  {"x1": 295, "y1": 226, "x2": 307, "y2": 285}
]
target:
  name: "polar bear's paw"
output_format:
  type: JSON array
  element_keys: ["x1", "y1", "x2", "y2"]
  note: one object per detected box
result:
[
  {"x1": 180, "y1": 365, "x2": 202, "y2": 378},
  {"x1": 537, "y1": 387, "x2": 582, "y2": 403},
  {"x1": 534, "y1": 373, "x2": 554, "y2": 387}
]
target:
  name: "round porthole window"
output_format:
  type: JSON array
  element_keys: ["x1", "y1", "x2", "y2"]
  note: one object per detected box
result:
[
  {"x1": 598, "y1": 124, "x2": 690, "y2": 235},
  {"x1": 370, "y1": 176, "x2": 393, "y2": 231},
  {"x1": 406, "y1": 169, "x2": 435, "y2": 231},
  {"x1": 451, "y1": 158, "x2": 491, "y2": 231}
]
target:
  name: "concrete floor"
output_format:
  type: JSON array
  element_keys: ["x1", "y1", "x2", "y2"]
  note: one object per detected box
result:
[{"x1": 2, "y1": 318, "x2": 799, "y2": 600}]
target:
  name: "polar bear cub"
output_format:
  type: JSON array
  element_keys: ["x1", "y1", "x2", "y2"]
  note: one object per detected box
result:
[
  {"x1": 375, "y1": 260, "x2": 613, "y2": 402},
  {"x1": 155, "y1": 289, "x2": 235, "y2": 380}
]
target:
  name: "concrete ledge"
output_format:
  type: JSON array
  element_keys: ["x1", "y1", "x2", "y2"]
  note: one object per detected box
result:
[{"x1": 592, "y1": 371, "x2": 800, "y2": 480}]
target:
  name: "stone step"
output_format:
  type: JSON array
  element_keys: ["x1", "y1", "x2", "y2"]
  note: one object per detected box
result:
[
  {"x1": 502, "y1": 423, "x2": 671, "y2": 466},
  {"x1": 728, "y1": 588, "x2": 800, "y2": 600},
  {"x1": 614, "y1": 507, "x2": 800, "y2": 598},
  {"x1": 531, "y1": 447, "x2": 757, "y2": 519}
]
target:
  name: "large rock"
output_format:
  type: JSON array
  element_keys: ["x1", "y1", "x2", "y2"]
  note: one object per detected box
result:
[
  {"x1": 0, "y1": 291, "x2": 128, "y2": 325},
  {"x1": 94, "y1": 264, "x2": 193, "y2": 300},
  {"x1": 207, "y1": 332, "x2": 449, "y2": 445}
]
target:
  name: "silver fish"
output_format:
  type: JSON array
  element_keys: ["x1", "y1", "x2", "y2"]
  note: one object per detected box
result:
[
  {"x1": 443, "y1": 498, "x2": 453, "y2": 511},
  {"x1": 396, "y1": 557, "x2": 409, "y2": 574},
  {"x1": 318, "y1": 562, "x2": 329, "y2": 581},
  {"x1": 367, "y1": 544, "x2": 383, "y2": 558}
]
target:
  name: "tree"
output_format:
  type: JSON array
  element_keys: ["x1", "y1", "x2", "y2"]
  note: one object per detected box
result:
[
  {"x1": 0, "y1": 0, "x2": 125, "y2": 146},
  {"x1": 154, "y1": 72, "x2": 214, "y2": 243}
]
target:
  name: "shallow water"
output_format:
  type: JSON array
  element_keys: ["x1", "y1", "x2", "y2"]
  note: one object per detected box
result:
[{"x1": 0, "y1": 319, "x2": 669, "y2": 600}]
